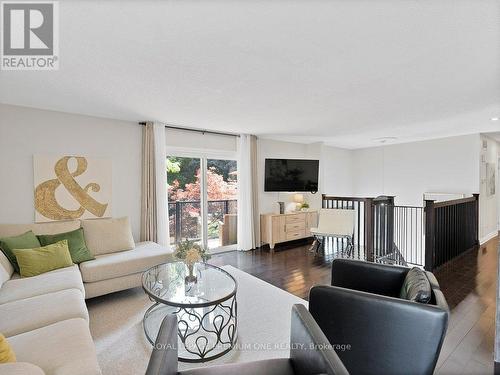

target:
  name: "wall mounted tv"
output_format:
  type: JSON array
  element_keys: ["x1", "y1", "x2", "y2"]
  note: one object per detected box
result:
[{"x1": 264, "y1": 159, "x2": 319, "y2": 192}]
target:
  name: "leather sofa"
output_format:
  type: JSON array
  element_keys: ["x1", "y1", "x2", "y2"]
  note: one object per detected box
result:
[
  {"x1": 309, "y1": 259, "x2": 449, "y2": 375},
  {"x1": 146, "y1": 304, "x2": 350, "y2": 375}
]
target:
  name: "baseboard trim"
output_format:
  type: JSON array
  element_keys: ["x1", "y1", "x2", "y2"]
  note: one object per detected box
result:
[{"x1": 480, "y1": 231, "x2": 498, "y2": 245}]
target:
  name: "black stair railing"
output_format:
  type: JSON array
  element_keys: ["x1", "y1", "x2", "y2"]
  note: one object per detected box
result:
[
  {"x1": 322, "y1": 193, "x2": 479, "y2": 270},
  {"x1": 168, "y1": 199, "x2": 237, "y2": 244},
  {"x1": 424, "y1": 194, "x2": 479, "y2": 271}
]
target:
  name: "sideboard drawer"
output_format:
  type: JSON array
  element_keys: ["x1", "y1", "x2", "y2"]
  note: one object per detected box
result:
[
  {"x1": 285, "y1": 214, "x2": 306, "y2": 224},
  {"x1": 286, "y1": 229, "x2": 306, "y2": 240},
  {"x1": 286, "y1": 222, "x2": 306, "y2": 232},
  {"x1": 261, "y1": 210, "x2": 317, "y2": 251}
]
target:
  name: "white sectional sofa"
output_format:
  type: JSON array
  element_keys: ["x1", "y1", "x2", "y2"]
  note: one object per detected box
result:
[
  {"x1": 81, "y1": 240, "x2": 172, "y2": 298},
  {"x1": 0, "y1": 258, "x2": 100, "y2": 375},
  {"x1": 0, "y1": 219, "x2": 173, "y2": 374}
]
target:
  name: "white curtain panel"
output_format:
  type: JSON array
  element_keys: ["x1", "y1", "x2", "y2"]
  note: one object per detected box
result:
[
  {"x1": 141, "y1": 123, "x2": 155, "y2": 243},
  {"x1": 141, "y1": 122, "x2": 170, "y2": 248},
  {"x1": 237, "y1": 134, "x2": 259, "y2": 251},
  {"x1": 153, "y1": 122, "x2": 169, "y2": 247}
]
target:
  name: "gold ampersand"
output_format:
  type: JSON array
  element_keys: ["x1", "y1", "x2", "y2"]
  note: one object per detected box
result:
[{"x1": 35, "y1": 156, "x2": 108, "y2": 220}]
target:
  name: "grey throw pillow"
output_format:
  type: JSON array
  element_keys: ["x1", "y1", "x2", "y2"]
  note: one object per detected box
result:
[{"x1": 399, "y1": 267, "x2": 432, "y2": 303}]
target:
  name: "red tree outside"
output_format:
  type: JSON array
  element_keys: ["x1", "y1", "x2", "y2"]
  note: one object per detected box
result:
[
  {"x1": 168, "y1": 167, "x2": 237, "y2": 243},
  {"x1": 168, "y1": 167, "x2": 237, "y2": 202}
]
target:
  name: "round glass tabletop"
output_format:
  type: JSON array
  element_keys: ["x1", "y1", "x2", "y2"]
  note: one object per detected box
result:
[{"x1": 142, "y1": 261, "x2": 237, "y2": 307}]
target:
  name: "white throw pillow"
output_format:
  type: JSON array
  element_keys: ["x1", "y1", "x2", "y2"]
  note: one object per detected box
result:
[
  {"x1": 81, "y1": 217, "x2": 135, "y2": 256},
  {"x1": 32, "y1": 220, "x2": 81, "y2": 235},
  {"x1": 0, "y1": 220, "x2": 80, "y2": 238}
]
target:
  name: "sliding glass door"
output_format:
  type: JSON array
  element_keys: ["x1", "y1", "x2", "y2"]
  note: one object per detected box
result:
[
  {"x1": 167, "y1": 154, "x2": 238, "y2": 253},
  {"x1": 206, "y1": 159, "x2": 238, "y2": 250},
  {"x1": 167, "y1": 156, "x2": 202, "y2": 246}
]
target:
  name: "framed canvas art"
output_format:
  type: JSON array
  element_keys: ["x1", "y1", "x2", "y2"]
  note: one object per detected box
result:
[{"x1": 34, "y1": 155, "x2": 112, "y2": 222}]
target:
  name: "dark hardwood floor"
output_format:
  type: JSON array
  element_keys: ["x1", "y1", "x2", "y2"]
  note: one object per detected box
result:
[
  {"x1": 210, "y1": 239, "x2": 332, "y2": 300},
  {"x1": 434, "y1": 237, "x2": 497, "y2": 374},
  {"x1": 210, "y1": 236, "x2": 498, "y2": 374}
]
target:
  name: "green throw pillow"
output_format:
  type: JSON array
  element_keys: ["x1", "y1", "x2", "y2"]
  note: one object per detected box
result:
[
  {"x1": 38, "y1": 228, "x2": 94, "y2": 264},
  {"x1": 12, "y1": 240, "x2": 73, "y2": 278},
  {"x1": 0, "y1": 231, "x2": 41, "y2": 273}
]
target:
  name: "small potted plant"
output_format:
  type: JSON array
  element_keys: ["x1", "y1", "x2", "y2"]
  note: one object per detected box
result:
[
  {"x1": 300, "y1": 202, "x2": 310, "y2": 211},
  {"x1": 174, "y1": 240, "x2": 211, "y2": 283}
]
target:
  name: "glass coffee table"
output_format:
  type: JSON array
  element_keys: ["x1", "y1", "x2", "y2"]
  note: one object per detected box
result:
[{"x1": 142, "y1": 262, "x2": 238, "y2": 363}]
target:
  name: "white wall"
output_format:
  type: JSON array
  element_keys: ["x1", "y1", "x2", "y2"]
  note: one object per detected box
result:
[
  {"x1": 166, "y1": 128, "x2": 237, "y2": 153},
  {"x1": 257, "y1": 139, "x2": 353, "y2": 214},
  {"x1": 257, "y1": 134, "x2": 477, "y2": 215},
  {"x1": 320, "y1": 145, "x2": 354, "y2": 197},
  {"x1": 0, "y1": 102, "x2": 487, "y2": 244},
  {"x1": 164, "y1": 133, "x2": 354, "y2": 216},
  {"x1": 351, "y1": 134, "x2": 481, "y2": 206},
  {"x1": 479, "y1": 135, "x2": 499, "y2": 243},
  {"x1": 0, "y1": 104, "x2": 143, "y2": 240}
]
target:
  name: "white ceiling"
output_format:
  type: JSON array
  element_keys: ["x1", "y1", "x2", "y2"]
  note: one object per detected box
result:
[{"x1": 1, "y1": 0, "x2": 499, "y2": 149}]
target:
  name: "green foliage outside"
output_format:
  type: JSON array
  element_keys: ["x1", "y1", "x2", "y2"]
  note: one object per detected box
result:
[
  {"x1": 167, "y1": 156, "x2": 238, "y2": 245},
  {"x1": 167, "y1": 156, "x2": 237, "y2": 188}
]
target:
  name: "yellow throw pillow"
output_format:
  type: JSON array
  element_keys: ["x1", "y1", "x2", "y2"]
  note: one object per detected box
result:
[
  {"x1": 0, "y1": 333, "x2": 16, "y2": 363},
  {"x1": 12, "y1": 240, "x2": 73, "y2": 278}
]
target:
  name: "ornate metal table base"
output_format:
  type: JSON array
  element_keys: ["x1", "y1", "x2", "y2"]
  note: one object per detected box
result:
[{"x1": 144, "y1": 296, "x2": 237, "y2": 363}]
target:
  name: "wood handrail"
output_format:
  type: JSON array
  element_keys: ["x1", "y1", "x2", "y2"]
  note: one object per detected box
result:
[
  {"x1": 321, "y1": 193, "x2": 479, "y2": 271},
  {"x1": 425, "y1": 193, "x2": 479, "y2": 270},
  {"x1": 433, "y1": 195, "x2": 478, "y2": 208}
]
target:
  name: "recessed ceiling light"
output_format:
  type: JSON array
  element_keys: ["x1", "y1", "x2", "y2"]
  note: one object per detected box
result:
[
  {"x1": 372, "y1": 136, "x2": 398, "y2": 144},
  {"x1": 491, "y1": 117, "x2": 499, "y2": 121}
]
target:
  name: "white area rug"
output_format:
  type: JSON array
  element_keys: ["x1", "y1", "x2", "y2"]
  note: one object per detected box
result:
[{"x1": 87, "y1": 265, "x2": 308, "y2": 375}]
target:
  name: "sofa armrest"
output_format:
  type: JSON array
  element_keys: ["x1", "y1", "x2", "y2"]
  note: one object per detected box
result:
[
  {"x1": 423, "y1": 271, "x2": 449, "y2": 312},
  {"x1": 431, "y1": 287, "x2": 450, "y2": 313},
  {"x1": 309, "y1": 285, "x2": 448, "y2": 375},
  {"x1": 145, "y1": 314, "x2": 178, "y2": 375},
  {"x1": 424, "y1": 271, "x2": 440, "y2": 290},
  {"x1": 331, "y1": 259, "x2": 408, "y2": 297},
  {"x1": 0, "y1": 362, "x2": 46, "y2": 375},
  {"x1": 290, "y1": 304, "x2": 349, "y2": 375}
]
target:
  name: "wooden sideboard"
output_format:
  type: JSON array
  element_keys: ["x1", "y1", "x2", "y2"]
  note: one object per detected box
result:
[{"x1": 260, "y1": 211, "x2": 318, "y2": 250}]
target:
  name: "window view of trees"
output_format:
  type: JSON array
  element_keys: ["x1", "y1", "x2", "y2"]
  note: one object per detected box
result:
[
  {"x1": 167, "y1": 156, "x2": 238, "y2": 247},
  {"x1": 167, "y1": 158, "x2": 237, "y2": 201}
]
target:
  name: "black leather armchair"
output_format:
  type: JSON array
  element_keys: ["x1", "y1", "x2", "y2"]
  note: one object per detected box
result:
[
  {"x1": 146, "y1": 304, "x2": 349, "y2": 375},
  {"x1": 309, "y1": 259, "x2": 449, "y2": 375}
]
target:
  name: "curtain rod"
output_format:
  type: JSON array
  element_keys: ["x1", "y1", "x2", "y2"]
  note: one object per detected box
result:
[{"x1": 139, "y1": 122, "x2": 240, "y2": 138}]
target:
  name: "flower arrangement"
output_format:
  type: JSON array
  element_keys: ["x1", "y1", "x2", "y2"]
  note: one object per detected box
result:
[
  {"x1": 174, "y1": 240, "x2": 211, "y2": 284},
  {"x1": 174, "y1": 239, "x2": 211, "y2": 264}
]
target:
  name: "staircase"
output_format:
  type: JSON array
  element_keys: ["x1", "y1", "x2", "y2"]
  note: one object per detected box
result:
[{"x1": 322, "y1": 194, "x2": 479, "y2": 271}]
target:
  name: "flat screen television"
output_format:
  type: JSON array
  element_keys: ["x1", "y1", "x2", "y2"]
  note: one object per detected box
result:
[{"x1": 264, "y1": 159, "x2": 319, "y2": 192}]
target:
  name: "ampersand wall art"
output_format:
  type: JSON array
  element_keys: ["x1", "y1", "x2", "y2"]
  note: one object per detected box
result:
[{"x1": 33, "y1": 155, "x2": 112, "y2": 222}]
